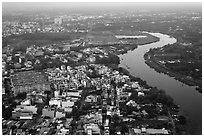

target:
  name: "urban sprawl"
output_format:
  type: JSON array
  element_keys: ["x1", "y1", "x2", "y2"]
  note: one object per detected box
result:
[{"x1": 3, "y1": 16, "x2": 183, "y2": 135}]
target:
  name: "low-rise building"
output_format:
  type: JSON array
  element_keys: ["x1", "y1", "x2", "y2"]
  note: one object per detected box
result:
[
  {"x1": 61, "y1": 100, "x2": 74, "y2": 108},
  {"x1": 42, "y1": 107, "x2": 55, "y2": 118},
  {"x1": 11, "y1": 71, "x2": 50, "y2": 95},
  {"x1": 49, "y1": 98, "x2": 61, "y2": 107},
  {"x1": 56, "y1": 109, "x2": 66, "y2": 119}
]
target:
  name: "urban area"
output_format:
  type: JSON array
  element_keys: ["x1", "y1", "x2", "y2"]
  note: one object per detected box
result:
[{"x1": 2, "y1": 2, "x2": 201, "y2": 135}]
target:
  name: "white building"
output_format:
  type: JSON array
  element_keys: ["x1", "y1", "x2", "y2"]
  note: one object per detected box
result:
[
  {"x1": 56, "y1": 110, "x2": 66, "y2": 118},
  {"x1": 61, "y1": 101, "x2": 74, "y2": 108},
  {"x1": 49, "y1": 98, "x2": 61, "y2": 107}
]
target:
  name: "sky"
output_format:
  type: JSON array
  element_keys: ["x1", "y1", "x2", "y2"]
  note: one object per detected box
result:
[{"x1": 3, "y1": 2, "x2": 202, "y2": 12}]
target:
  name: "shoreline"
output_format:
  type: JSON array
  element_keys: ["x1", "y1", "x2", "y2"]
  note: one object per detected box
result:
[
  {"x1": 5, "y1": 32, "x2": 191, "y2": 135},
  {"x1": 118, "y1": 32, "x2": 201, "y2": 135},
  {"x1": 144, "y1": 52, "x2": 202, "y2": 93}
]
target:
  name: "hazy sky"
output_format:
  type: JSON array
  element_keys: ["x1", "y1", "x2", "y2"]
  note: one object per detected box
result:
[{"x1": 3, "y1": 2, "x2": 202, "y2": 12}]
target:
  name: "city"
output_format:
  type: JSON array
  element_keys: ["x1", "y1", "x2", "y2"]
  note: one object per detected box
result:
[{"x1": 2, "y1": 2, "x2": 202, "y2": 135}]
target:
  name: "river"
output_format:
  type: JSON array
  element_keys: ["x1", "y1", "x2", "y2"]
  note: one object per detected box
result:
[{"x1": 119, "y1": 33, "x2": 202, "y2": 134}]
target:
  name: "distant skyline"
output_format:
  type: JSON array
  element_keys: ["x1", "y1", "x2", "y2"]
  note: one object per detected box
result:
[{"x1": 3, "y1": 2, "x2": 202, "y2": 12}]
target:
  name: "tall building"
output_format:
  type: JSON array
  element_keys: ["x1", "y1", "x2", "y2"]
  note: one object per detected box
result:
[{"x1": 54, "y1": 17, "x2": 63, "y2": 26}]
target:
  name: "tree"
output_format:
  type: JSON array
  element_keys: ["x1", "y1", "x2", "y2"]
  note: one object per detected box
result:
[
  {"x1": 112, "y1": 114, "x2": 121, "y2": 126},
  {"x1": 16, "y1": 92, "x2": 27, "y2": 100},
  {"x1": 2, "y1": 105, "x2": 12, "y2": 119},
  {"x1": 178, "y1": 115, "x2": 187, "y2": 125},
  {"x1": 121, "y1": 123, "x2": 129, "y2": 134}
]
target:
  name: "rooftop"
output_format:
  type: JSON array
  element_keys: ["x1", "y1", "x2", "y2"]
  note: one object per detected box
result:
[{"x1": 11, "y1": 71, "x2": 50, "y2": 86}]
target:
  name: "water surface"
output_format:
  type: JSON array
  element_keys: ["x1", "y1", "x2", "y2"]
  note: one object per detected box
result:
[{"x1": 119, "y1": 33, "x2": 202, "y2": 134}]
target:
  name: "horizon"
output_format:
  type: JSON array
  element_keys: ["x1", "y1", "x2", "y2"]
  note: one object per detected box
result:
[{"x1": 3, "y1": 2, "x2": 202, "y2": 12}]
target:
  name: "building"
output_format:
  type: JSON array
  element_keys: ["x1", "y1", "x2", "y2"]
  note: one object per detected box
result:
[
  {"x1": 49, "y1": 98, "x2": 61, "y2": 107},
  {"x1": 67, "y1": 91, "x2": 81, "y2": 97},
  {"x1": 138, "y1": 92, "x2": 145, "y2": 96},
  {"x1": 85, "y1": 95, "x2": 97, "y2": 103},
  {"x1": 146, "y1": 128, "x2": 169, "y2": 135},
  {"x1": 133, "y1": 128, "x2": 169, "y2": 135},
  {"x1": 17, "y1": 105, "x2": 37, "y2": 114},
  {"x1": 84, "y1": 123, "x2": 101, "y2": 135},
  {"x1": 61, "y1": 45, "x2": 71, "y2": 51},
  {"x1": 61, "y1": 100, "x2": 74, "y2": 108},
  {"x1": 12, "y1": 104, "x2": 37, "y2": 120},
  {"x1": 54, "y1": 17, "x2": 63, "y2": 26},
  {"x1": 87, "y1": 56, "x2": 96, "y2": 63},
  {"x1": 11, "y1": 71, "x2": 50, "y2": 95},
  {"x1": 35, "y1": 50, "x2": 44, "y2": 56},
  {"x1": 54, "y1": 90, "x2": 60, "y2": 98},
  {"x1": 56, "y1": 109, "x2": 66, "y2": 118},
  {"x1": 42, "y1": 106, "x2": 55, "y2": 118},
  {"x1": 157, "y1": 116, "x2": 169, "y2": 121},
  {"x1": 64, "y1": 107, "x2": 72, "y2": 113}
]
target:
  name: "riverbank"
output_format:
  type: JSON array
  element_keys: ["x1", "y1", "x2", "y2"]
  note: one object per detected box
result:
[
  {"x1": 119, "y1": 32, "x2": 201, "y2": 135},
  {"x1": 144, "y1": 52, "x2": 202, "y2": 93},
  {"x1": 111, "y1": 65, "x2": 190, "y2": 135},
  {"x1": 107, "y1": 32, "x2": 160, "y2": 55}
]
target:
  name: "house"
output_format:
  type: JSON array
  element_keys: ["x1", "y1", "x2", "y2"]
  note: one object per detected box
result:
[
  {"x1": 83, "y1": 112, "x2": 103, "y2": 125},
  {"x1": 56, "y1": 110, "x2": 66, "y2": 119},
  {"x1": 62, "y1": 45, "x2": 71, "y2": 51},
  {"x1": 65, "y1": 118, "x2": 73, "y2": 128},
  {"x1": 126, "y1": 100, "x2": 138, "y2": 107},
  {"x1": 107, "y1": 110, "x2": 112, "y2": 116},
  {"x1": 61, "y1": 100, "x2": 74, "y2": 108},
  {"x1": 18, "y1": 105, "x2": 38, "y2": 114},
  {"x1": 132, "y1": 111, "x2": 141, "y2": 116},
  {"x1": 119, "y1": 92, "x2": 130, "y2": 102},
  {"x1": 42, "y1": 107, "x2": 55, "y2": 118},
  {"x1": 21, "y1": 99, "x2": 31, "y2": 105},
  {"x1": 14, "y1": 63, "x2": 21, "y2": 69},
  {"x1": 92, "y1": 124, "x2": 101, "y2": 135},
  {"x1": 85, "y1": 95, "x2": 97, "y2": 103},
  {"x1": 141, "y1": 110, "x2": 148, "y2": 116},
  {"x1": 86, "y1": 125, "x2": 92, "y2": 135},
  {"x1": 24, "y1": 61, "x2": 33, "y2": 68},
  {"x1": 35, "y1": 50, "x2": 44, "y2": 56},
  {"x1": 157, "y1": 116, "x2": 169, "y2": 121},
  {"x1": 84, "y1": 123, "x2": 100, "y2": 135},
  {"x1": 138, "y1": 92, "x2": 145, "y2": 96},
  {"x1": 87, "y1": 56, "x2": 96, "y2": 63},
  {"x1": 64, "y1": 107, "x2": 72, "y2": 113},
  {"x1": 69, "y1": 97, "x2": 79, "y2": 102},
  {"x1": 141, "y1": 128, "x2": 147, "y2": 133},
  {"x1": 34, "y1": 59, "x2": 41, "y2": 64},
  {"x1": 74, "y1": 53, "x2": 83, "y2": 59},
  {"x1": 133, "y1": 128, "x2": 168, "y2": 135},
  {"x1": 20, "y1": 114, "x2": 33, "y2": 120},
  {"x1": 67, "y1": 91, "x2": 81, "y2": 97},
  {"x1": 133, "y1": 128, "x2": 142, "y2": 134},
  {"x1": 146, "y1": 128, "x2": 168, "y2": 135},
  {"x1": 12, "y1": 110, "x2": 33, "y2": 120},
  {"x1": 49, "y1": 98, "x2": 61, "y2": 107},
  {"x1": 12, "y1": 104, "x2": 37, "y2": 119},
  {"x1": 60, "y1": 127, "x2": 69, "y2": 135},
  {"x1": 131, "y1": 82, "x2": 140, "y2": 88}
]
